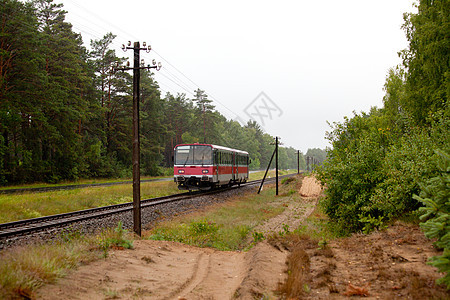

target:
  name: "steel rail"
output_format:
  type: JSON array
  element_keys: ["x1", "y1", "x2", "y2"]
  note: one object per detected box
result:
[{"x1": 0, "y1": 174, "x2": 295, "y2": 240}]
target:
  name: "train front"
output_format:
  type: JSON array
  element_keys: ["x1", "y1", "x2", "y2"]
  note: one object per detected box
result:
[{"x1": 173, "y1": 144, "x2": 215, "y2": 191}]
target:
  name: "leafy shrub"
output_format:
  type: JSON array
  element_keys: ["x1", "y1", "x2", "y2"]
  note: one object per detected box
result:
[
  {"x1": 317, "y1": 108, "x2": 449, "y2": 235},
  {"x1": 414, "y1": 150, "x2": 449, "y2": 288},
  {"x1": 359, "y1": 214, "x2": 387, "y2": 234},
  {"x1": 252, "y1": 231, "x2": 265, "y2": 243},
  {"x1": 316, "y1": 110, "x2": 390, "y2": 234}
]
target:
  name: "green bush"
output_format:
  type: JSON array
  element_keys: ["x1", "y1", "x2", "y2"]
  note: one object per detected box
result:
[
  {"x1": 317, "y1": 109, "x2": 449, "y2": 235},
  {"x1": 414, "y1": 150, "x2": 450, "y2": 289},
  {"x1": 316, "y1": 110, "x2": 391, "y2": 234}
]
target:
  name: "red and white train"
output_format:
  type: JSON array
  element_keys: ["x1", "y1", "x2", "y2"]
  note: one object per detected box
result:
[{"x1": 173, "y1": 143, "x2": 249, "y2": 191}]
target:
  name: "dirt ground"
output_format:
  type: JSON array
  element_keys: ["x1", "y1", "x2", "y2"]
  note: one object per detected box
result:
[{"x1": 36, "y1": 176, "x2": 448, "y2": 299}]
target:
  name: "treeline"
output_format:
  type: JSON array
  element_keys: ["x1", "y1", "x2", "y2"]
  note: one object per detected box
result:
[
  {"x1": 0, "y1": 0, "x2": 320, "y2": 185},
  {"x1": 316, "y1": 0, "x2": 448, "y2": 286}
]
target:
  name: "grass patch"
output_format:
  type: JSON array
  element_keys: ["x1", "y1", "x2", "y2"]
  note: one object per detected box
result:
[
  {"x1": 145, "y1": 188, "x2": 285, "y2": 251},
  {"x1": 294, "y1": 200, "x2": 340, "y2": 241},
  {"x1": 0, "y1": 236, "x2": 98, "y2": 299},
  {"x1": 249, "y1": 169, "x2": 296, "y2": 181},
  {"x1": 0, "y1": 175, "x2": 172, "y2": 191},
  {"x1": 0, "y1": 181, "x2": 181, "y2": 223},
  {"x1": 0, "y1": 222, "x2": 135, "y2": 299},
  {"x1": 97, "y1": 221, "x2": 134, "y2": 258}
]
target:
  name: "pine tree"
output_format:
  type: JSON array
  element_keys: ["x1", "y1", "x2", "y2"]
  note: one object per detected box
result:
[
  {"x1": 414, "y1": 150, "x2": 450, "y2": 288},
  {"x1": 140, "y1": 69, "x2": 165, "y2": 175},
  {"x1": 192, "y1": 88, "x2": 216, "y2": 143},
  {"x1": 0, "y1": 0, "x2": 45, "y2": 182},
  {"x1": 33, "y1": 0, "x2": 93, "y2": 181}
]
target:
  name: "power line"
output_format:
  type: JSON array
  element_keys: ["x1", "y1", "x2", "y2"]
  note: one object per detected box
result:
[
  {"x1": 61, "y1": 1, "x2": 244, "y2": 120},
  {"x1": 4, "y1": 0, "x2": 248, "y2": 125}
]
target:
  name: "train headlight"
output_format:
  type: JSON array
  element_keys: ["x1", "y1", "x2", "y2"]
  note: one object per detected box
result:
[
  {"x1": 202, "y1": 169, "x2": 209, "y2": 174},
  {"x1": 178, "y1": 169, "x2": 185, "y2": 174}
]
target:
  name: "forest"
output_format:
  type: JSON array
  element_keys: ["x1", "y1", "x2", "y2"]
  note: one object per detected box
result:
[
  {"x1": 0, "y1": 0, "x2": 328, "y2": 185},
  {"x1": 316, "y1": 0, "x2": 449, "y2": 287}
]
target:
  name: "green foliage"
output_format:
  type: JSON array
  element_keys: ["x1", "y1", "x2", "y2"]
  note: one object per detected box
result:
[
  {"x1": 249, "y1": 157, "x2": 261, "y2": 170},
  {"x1": 149, "y1": 188, "x2": 287, "y2": 250},
  {"x1": 0, "y1": 0, "x2": 351, "y2": 185},
  {"x1": 98, "y1": 221, "x2": 134, "y2": 258},
  {"x1": 305, "y1": 148, "x2": 327, "y2": 165},
  {"x1": 414, "y1": 150, "x2": 450, "y2": 288},
  {"x1": 252, "y1": 231, "x2": 265, "y2": 243},
  {"x1": 317, "y1": 0, "x2": 449, "y2": 237},
  {"x1": 0, "y1": 230, "x2": 99, "y2": 299},
  {"x1": 318, "y1": 109, "x2": 449, "y2": 235},
  {"x1": 317, "y1": 109, "x2": 391, "y2": 234},
  {"x1": 317, "y1": 239, "x2": 328, "y2": 250},
  {"x1": 151, "y1": 219, "x2": 224, "y2": 249},
  {"x1": 189, "y1": 219, "x2": 219, "y2": 235},
  {"x1": 400, "y1": 0, "x2": 449, "y2": 125},
  {"x1": 278, "y1": 223, "x2": 290, "y2": 236},
  {"x1": 359, "y1": 214, "x2": 387, "y2": 234}
]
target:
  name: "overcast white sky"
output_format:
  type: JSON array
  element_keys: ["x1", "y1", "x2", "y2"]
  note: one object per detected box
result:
[{"x1": 58, "y1": 0, "x2": 417, "y2": 153}]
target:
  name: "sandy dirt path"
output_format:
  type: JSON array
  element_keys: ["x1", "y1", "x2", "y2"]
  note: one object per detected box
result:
[
  {"x1": 37, "y1": 175, "x2": 318, "y2": 299},
  {"x1": 36, "y1": 176, "x2": 448, "y2": 299},
  {"x1": 39, "y1": 240, "x2": 251, "y2": 299}
]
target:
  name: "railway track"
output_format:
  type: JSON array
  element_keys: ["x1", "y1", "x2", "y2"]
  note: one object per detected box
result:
[
  {"x1": 0, "y1": 174, "x2": 296, "y2": 247},
  {"x1": 0, "y1": 177, "x2": 172, "y2": 195}
]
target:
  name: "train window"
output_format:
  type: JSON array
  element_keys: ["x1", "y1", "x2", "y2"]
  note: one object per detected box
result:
[{"x1": 175, "y1": 145, "x2": 212, "y2": 165}]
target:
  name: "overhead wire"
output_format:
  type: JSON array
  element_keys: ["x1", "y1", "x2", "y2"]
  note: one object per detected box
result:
[
  {"x1": 61, "y1": 0, "x2": 246, "y2": 122},
  {"x1": 2, "y1": 0, "x2": 247, "y2": 125}
]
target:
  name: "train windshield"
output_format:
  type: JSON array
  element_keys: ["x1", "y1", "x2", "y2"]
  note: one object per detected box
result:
[{"x1": 175, "y1": 145, "x2": 213, "y2": 165}]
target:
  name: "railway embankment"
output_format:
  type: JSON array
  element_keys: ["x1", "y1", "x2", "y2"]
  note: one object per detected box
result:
[{"x1": 1, "y1": 175, "x2": 447, "y2": 299}]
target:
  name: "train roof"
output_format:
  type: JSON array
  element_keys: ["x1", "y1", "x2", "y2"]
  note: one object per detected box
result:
[{"x1": 174, "y1": 143, "x2": 249, "y2": 155}]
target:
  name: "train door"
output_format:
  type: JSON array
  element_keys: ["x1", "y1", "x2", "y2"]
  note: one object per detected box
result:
[
  {"x1": 213, "y1": 150, "x2": 219, "y2": 184},
  {"x1": 232, "y1": 152, "x2": 236, "y2": 181},
  {"x1": 235, "y1": 153, "x2": 239, "y2": 181}
]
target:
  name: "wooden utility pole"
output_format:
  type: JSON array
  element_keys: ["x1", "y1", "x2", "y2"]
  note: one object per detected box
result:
[
  {"x1": 132, "y1": 43, "x2": 141, "y2": 236},
  {"x1": 275, "y1": 136, "x2": 279, "y2": 196},
  {"x1": 297, "y1": 150, "x2": 300, "y2": 174},
  {"x1": 258, "y1": 148, "x2": 276, "y2": 194},
  {"x1": 115, "y1": 41, "x2": 161, "y2": 236},
  {"x1": 257, "y1": 136, "x2": 282, "y2": 195}
]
